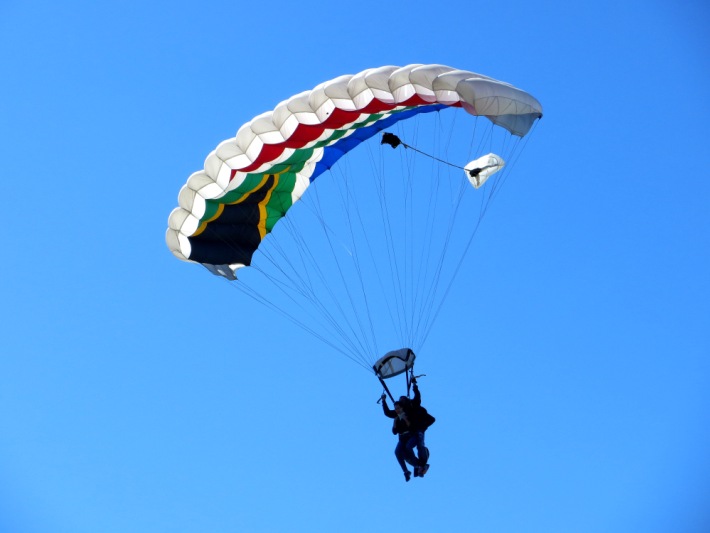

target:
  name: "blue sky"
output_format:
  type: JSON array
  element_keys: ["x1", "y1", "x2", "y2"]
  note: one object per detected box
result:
[{"x1": 1, "y1": 1, "x2": 708, "y2": 532}]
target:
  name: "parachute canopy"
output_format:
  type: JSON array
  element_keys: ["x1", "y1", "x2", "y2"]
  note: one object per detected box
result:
[
  {"x1": 166, "y1": 64, "x2": 543, "y2": 280},
  {"x1": 373, "y1": 348, "x2": 416, "y2": 380}
]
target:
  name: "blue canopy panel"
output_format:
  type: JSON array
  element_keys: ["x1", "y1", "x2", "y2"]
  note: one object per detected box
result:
[{"x1": 310, "y1": 104, "x2": 449, "y2": 182}]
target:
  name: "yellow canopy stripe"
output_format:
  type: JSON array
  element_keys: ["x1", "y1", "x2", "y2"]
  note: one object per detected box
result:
[{"x1": 192, "y1": 173, "x2": 280, "y2": 239}]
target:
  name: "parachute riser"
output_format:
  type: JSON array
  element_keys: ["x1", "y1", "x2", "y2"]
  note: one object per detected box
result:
[
  {"x1": 376, "y1": 374, "x2": 396, "y2": 404},
  {"x1": 375, "y1": 366, "x2": 426, "y2": 404},
  {"x1": 373, "y1": 347, "x2": 417, "y2": 403},
  {"x1": 406, "y1": 369, "x2": 428, "y2": 397}
]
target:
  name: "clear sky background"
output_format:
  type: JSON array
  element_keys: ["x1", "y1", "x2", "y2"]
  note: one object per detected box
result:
[{"x1": 1, "y1": 1, "x2": 709, "y2": 532}]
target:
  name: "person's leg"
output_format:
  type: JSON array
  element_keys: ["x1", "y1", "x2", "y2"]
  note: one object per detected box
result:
[
  {"x1": 404, "y1": 435, "x2": 420, "y2": 471},
  {"x1": 415, "y1": 432, "x2": 430, "y2": 476},
  {"x1": 415, "y1": 432, "x2": 427, "y2": 466},
  {"x1": 394, "y1": 441, "x2": 409, "y2": 473},
  {"x1": 395, "y1": 441, "x2": 411, "y2": 481}
]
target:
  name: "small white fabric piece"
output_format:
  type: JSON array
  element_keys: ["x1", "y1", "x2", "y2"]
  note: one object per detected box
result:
[
  {"x1": 203, "y1": 263, "x2": 238, "y2": 280},
  {"x1": 464, "y1": 153, "x2": 505, "y2": 189}
]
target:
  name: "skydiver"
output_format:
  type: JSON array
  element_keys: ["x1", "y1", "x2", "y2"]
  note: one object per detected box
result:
[
  {"x1": 381, "y1": 396, "x2": 415, "y2": 481},
  {"x1": 381, "y1": 378, "x2": 435, "y2": 480},
  {"x1": 402, "y1": 377, "x2": 434, "y2": 477}
]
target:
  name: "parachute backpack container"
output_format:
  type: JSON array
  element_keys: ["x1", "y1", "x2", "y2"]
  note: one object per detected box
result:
[{"x1": 166, "y1": 64, "x2": 542, "y2": 378}]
